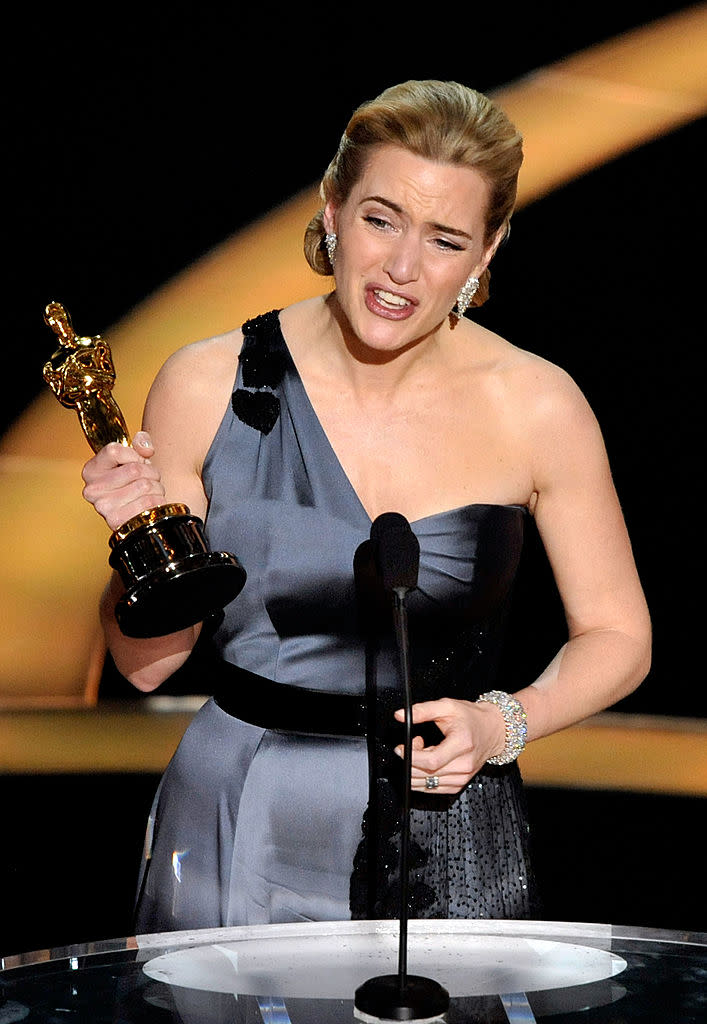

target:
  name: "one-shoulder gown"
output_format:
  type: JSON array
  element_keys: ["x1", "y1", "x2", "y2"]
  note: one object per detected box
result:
[{"x1": 134, "y1": 311, "x2": 541, "y2": 933}]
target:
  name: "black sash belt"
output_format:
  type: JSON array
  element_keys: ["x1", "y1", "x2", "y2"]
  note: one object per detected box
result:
[{"x1": 212, "y1": 661, "x2": 368, "y2": 737}]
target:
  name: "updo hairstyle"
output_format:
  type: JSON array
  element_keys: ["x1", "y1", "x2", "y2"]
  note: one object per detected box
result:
[{"x1": 303, "y1": 79, "x2": 523, "y2": 308}]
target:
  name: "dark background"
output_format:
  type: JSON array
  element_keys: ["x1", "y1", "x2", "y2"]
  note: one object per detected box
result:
[
  {"x1": 2, "y1": 3, "x2": 704, "y2": 959},
  {"x1": 7, "y1": 1, "x2": 704, "y2": 715}
]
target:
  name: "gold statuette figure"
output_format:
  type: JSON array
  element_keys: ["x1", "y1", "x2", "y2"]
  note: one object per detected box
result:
[
  {"x1": 43, "y1": 301, "x2": 131, "y2": 452},
  {"x1": 42, "y1": 302, "x2": 246, "y2": 638}
]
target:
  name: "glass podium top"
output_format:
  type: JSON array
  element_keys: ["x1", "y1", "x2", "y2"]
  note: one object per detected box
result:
[{"x1": 1, "y1": 919, "x2": 704, "y2": 1023}]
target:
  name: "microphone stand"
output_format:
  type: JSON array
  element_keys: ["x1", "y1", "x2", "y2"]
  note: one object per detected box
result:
[
  {"x1": 354, "y1": 518, "x2": 449, "y2": 1021},
  {"x1": 393, "y1": 586, "x2": 413, "y2": 992}
]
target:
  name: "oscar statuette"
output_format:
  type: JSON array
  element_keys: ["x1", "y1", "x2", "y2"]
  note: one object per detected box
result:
[{"x1": 42, "y1": 301, "x2": 246, "y2": 638}]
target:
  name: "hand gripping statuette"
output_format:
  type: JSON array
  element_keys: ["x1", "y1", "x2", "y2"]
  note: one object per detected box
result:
[{"x1": 43, "y1": 301, "x2": 246, "y2": 638}]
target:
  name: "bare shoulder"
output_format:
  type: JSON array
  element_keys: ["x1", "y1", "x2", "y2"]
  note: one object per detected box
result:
[
  {"x1": 149, "y1": 327, "x2": 243, "y2": 400},
  {"x1": 457, "y1": 322, "x2": 609, "y2": 509},
  {"x1": 142, "y1": 326, "x2": 244, "y2": 469},
  {"x1": 507, "y1": 353, "x2": 611, "y2": 510},
  {"x1": 468, "y1": 323, "x2": 600, "y2": 439}
]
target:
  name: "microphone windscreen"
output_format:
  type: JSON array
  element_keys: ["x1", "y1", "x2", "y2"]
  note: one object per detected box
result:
[{"x1": 370, "y1": 512, "x2": 420, "y2": 591}]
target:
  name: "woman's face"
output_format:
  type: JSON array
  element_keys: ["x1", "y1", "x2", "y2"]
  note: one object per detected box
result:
[{"x1": 324, "y1": 144, "x2": 499, "y2": 354}]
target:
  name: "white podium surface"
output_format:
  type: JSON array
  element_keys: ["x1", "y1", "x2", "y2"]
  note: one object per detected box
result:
[
  {"x1": 2, "y1": 918, "x2": 705, "y2": 1022},
  {"x1": 142, "y1": 920, "x2": 626, "y2": 998}
]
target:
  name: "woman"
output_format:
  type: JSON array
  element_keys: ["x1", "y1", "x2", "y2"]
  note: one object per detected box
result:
[{"x1": 82, "y1": 80, "x2": 651, "y2": 931}]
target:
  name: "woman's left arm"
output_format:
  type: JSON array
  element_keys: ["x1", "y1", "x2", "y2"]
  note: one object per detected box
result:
[
  {"x1": 517, "y1": 365, "x2": 651, "y2": 740},
  {"x1": 402, "y1": 364, "x2": 651, "y2": 790}
]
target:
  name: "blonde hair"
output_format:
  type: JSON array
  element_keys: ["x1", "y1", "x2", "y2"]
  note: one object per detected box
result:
[{"x1": 304, "y1": 80, "x2": 523, "y2": 307}]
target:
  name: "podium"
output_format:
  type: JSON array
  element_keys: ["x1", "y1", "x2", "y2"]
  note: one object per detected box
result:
[{"x1": 1, "y1": 919, "x2": 705, "y2": 1022}]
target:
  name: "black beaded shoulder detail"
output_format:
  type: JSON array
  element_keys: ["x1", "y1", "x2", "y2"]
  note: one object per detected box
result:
[{"x1": 231, "y1": 310, "x2": 286, "y2": 435}]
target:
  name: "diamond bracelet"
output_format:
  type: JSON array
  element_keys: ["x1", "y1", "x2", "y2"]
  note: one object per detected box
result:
[{"x1": 476, "y1": 690, "x2": 528, "y2": 765}]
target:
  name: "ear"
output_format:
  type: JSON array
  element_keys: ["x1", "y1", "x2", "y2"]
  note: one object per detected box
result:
[
  {"x1": 477, "y1": 225, "x2": 506, "y2": 274},
  {"x1": 323, "y1": 200, "x2": 338, "y2": 236}
]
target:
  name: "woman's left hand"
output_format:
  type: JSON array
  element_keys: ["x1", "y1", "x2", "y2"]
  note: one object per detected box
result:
[{"x1": 393, "y1": 698, "x2": 506, "y2": 794}]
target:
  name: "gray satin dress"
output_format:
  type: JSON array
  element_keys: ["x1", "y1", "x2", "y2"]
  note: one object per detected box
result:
[{"x1": 134, "y1": 310, "x2": 541, "y2": 934}]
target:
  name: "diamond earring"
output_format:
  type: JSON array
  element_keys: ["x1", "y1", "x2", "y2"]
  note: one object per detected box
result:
[
  {"x1": 324, "y1": 232, "x2": 337, "y2": 269},
  {"x1": 455, "y1": 275, "x2": 479, "y2": 318}
]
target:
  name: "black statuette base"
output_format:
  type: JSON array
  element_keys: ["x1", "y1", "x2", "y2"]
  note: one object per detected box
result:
[
  {"x1": 109, "y1": 509, "x2": 246, "y2": 638},
  {"x1": 114, "y1": 549, "x2": 246, "y2": 638}
]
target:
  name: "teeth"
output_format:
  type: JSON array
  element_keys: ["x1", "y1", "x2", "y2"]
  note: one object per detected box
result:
[{"x1": 375, "y1": 289, "x2": 410, "y2": 307}]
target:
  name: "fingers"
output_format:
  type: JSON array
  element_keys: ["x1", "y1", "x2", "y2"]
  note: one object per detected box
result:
[
  {"x1": 394, "y1": 698, "x2": 458, "y2": 725},
  {"x1": 392, "y1": 698, "x2": 484, "y2": 794},
  {"x1": 407, "y1": 743, "x2": 480, "y2": 794},
  {"x1": 393, "y1": 700, "x2": 474, "y2": 768},
  {"x1": 81, "y1": 433, "x2": 153, "y2": 480},
  {"x1": 409, "y1": 770, "x2": 473, "y2": 795},
  {"x1": 81, "y1": 433, "x2": 166, "y2": 531},
  {"x1": 394, "y1": 731, "x2": 464, "y2": 768},
  {"x1": 132, "y1": 430, "x2": 156, "y2": 458},
  {"x1": 393, "y1": 733, "x2": 479, "y2": 794},
  {"x1": 396, "y1": 745, "x2": 476, "y2": 793}
]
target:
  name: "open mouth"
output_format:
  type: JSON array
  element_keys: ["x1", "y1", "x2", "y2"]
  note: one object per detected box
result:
[
  {"x1": 365, "y1": 286, "x2": 417, "y2": 319},
  {"x1": 374, "y1": 289, "x2": 411, "y2": 309}
]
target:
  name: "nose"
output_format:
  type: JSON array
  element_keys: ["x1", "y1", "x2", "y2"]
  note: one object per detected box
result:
[{"x1": 383, "y1": 231, "x2": 421, "y2": 284}]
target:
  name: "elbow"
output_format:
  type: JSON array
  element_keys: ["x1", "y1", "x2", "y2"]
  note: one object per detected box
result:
[
  {"x1": 114, "y1": 649, "x2": 192, "y2": 694},
  {"x1": 106, "y1": 650, "x2": 172, "y2": 693},
  {"x1": 99, "y1": 577, "x2": 197, "y2": 692},
  {"x1": 623, "y1": 616, "x2": 653, "y2": 698},
  {"x1": 637, "y1": 630, "x2": 653, "y2": 688},
  {"x1": 125, "y1": 669, "x2": 166, "y2": 694},
  {"x1": 638, "y1": 606, "x2": 653, "y2": 678},
  {"x1": 626, "y1": 647, "x2": 651, "y2": 700}
]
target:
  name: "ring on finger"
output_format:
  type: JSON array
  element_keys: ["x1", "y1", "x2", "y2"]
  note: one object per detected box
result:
[{"x1": 424, "y1": 775, "x2": 440, "y2": 790}]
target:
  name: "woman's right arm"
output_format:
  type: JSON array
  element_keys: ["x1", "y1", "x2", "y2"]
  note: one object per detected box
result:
[
  {"x1": 82, "y1": 333, "x2": 240, "y2": 691},
  {"x1": 98, "y1": 564, "x2": 201, "y2": 692},
  {"x1": 82, "y1": 431, "x2": 203, "y2": 691}
]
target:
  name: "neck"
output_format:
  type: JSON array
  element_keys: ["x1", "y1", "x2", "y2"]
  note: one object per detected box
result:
[{"x1": 321, "y1": 293, "x2": 449, "y2": 396}]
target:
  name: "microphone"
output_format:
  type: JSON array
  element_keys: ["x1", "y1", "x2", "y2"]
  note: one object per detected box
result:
[
  {"x1": 370, "y1": 512, "x2": 420, "y2": 593},
  {"x1": 354, "y1": 514, "x2": 449, "y2": 1022}
]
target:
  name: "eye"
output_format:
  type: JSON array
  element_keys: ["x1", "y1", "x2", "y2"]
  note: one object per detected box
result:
[
  {"x1": 433, "y1": 237, "x2": 464, "y2": 252},
  {"x1": 364, "y1": 214, "x2": 393, "y2": 231}
]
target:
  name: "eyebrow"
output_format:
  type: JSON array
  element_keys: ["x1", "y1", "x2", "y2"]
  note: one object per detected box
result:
[{"x1": 360, "y1": 194, "x2": 474, "y2": 241}]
